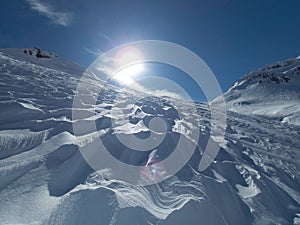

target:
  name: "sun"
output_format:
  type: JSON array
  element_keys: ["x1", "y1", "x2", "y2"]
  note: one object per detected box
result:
[
  {"x1": 112, "y1": 46, "x2": 145, "y2": 85},
  {"x1": 113, "y1": 63, "x2": 144, "y2": 85}
]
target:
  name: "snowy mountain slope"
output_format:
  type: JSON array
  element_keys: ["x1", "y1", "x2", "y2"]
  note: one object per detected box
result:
[
  {"x1": 0, "y1": 49, "x2": 299, "y2": 225},
  {"x1": 0, "y1": 48, "x2": 85, "y2": 76},
  {"x1": 213, "y1": 56, "x2": 300, "y2": 126}
]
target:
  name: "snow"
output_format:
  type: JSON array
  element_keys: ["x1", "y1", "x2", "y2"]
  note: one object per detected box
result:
[
  {"x1": 0, "y1": 48, "x2": 299, "y2": 225},
  {"x1": 213, "y1": 56, "x2": 300, "y2": 126}
]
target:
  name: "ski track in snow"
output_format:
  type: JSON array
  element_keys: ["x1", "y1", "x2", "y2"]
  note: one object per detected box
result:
[{"x1": 0, "y1": 49, "x2": 300, "y2": 225}]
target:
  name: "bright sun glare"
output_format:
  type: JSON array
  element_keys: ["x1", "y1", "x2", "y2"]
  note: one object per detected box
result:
[
  {"x1": 112, "y1": 46, "x2": 145, "y2": 85},
  {"x1": 113, "y1": 63, "x2": 144, "y2": 85}
]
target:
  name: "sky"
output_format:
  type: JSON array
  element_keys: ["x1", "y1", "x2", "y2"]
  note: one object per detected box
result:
[{"x1": 0, "y1": 0, "x2": 300, "y2": 100}]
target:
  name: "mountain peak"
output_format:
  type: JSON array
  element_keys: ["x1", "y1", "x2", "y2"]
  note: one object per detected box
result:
[
  {"x1": 233, "y1": 56, "x2": 300, "y2": 89},
  {"x1": 216, "y1": 56, "x2": 300, "y2": 126}
]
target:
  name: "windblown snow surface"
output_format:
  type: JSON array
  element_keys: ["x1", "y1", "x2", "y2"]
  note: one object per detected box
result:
[{"x1": 0, "y1": 49, "x2": 299, "y2": 225}]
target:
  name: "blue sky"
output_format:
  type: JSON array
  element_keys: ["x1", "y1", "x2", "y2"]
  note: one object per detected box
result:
[{"x1": 1, "y1": 0, "x2": 300, "y2": 100}]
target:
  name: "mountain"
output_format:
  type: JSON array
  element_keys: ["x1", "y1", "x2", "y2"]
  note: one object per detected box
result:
[
  {"x1": 0, "y1": 48, "x2": 299, "y2": 225},
  {"x1": 213, "y1": 56, "x2": 300, "y2": 126}
]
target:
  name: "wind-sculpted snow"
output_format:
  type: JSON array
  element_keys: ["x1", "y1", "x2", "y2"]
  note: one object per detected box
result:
[
  {"x1": 64, "y1": 171, "x2": 206, "y2": 220},
  {"x1": 0, "y1": 49, "x2": 300, "y2": 225}
]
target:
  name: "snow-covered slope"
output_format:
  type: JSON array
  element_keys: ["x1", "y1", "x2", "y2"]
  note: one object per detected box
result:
[
  {"x1": 0, "y1": 47, "x2": 85, "y2": 76},
  {"x1": 0, "y1": 49, "x2": 300, "y2": 225},
  {"x1": 214, "y1": 56, "x2": 300, "y2": 125}
]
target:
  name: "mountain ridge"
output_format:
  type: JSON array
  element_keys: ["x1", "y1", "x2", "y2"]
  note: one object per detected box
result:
[
  {"x1": 213, "y1": 55, "x2": 300, "y2": 126},
  {"x1": 0, "y1": 47, "x2": 85, "y2": 76}
]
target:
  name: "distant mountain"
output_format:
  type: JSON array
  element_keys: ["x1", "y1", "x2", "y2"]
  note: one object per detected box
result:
[
  {"x1": 214, "y1": 56, "x2": 300, "y2": 125},
  {"x1": 0, "y1": 48, "x2": 299, "y2": 225}
]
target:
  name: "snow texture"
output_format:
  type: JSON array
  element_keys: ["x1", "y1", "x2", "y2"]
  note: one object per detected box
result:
[{"x1": 0, "y1": 48, "x2": 299, "y2": 225}]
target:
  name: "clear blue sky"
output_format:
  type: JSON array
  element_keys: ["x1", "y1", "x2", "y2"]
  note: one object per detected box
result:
[{"x1": 1, "y1": 0, "x2": 300, "y2": 99}]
